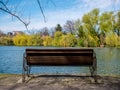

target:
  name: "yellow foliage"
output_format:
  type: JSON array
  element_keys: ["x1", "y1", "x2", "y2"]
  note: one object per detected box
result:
[
  {"x1": 43, "y1": 36, "x2": 53, "y2": 46},
  {"x1": 106, "y1": 32, "x2": 119, "y2": 47},
  {"x1": 60, "y1": 33, "x2": 77, "y2": 47}
]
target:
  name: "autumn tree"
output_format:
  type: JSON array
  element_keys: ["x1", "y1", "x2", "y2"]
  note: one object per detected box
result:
[
  {"x1": 43, "y1": 36, "x2": 53, "y2": 46},
  {"x1": 82, "y1": 8, "x2": 100, "y2": 46},
  {"x1": 82, "y1": 8, "x2": 99, "y2": 37},
  {"x1": 105, "y1": 32, "x2": 120, "y2": 47},
  {"x1": 60, "y1": 33, "x2": 77, "y2": 47},
  {"x1": 99, "y1": 11, "x2": 115, "y2": 45}
]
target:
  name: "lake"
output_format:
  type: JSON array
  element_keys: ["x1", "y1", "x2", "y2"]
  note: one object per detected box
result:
[{"x1": 0, "y1": 46, "x2": 120, "y2": 75}]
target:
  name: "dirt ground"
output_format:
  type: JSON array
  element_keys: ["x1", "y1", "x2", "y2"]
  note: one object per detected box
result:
[{"x1": 0, "y1": 74, "x2": 120, "y2": 90}]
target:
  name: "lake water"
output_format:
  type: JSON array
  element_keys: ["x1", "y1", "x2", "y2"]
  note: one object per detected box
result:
[{"x1": 0, "y1": 46, "x2": 120, "y2": 75}]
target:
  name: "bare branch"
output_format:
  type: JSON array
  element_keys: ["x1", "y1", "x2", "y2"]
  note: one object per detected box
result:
[
  {"x1": 0, "y1": 1, "x2": 30, "y2": 30},
  {"x1": 0, "y1": 1, "x2": 10, "y2": 11},
  {"x1": 37, "y1": 0, "x2": 46, "y2": 22},
  {"x1": 49, "y1": 0, "x2": 56, "y2": 7},
  {"x1": 47, "y1": 0, "x2": 56, "y2": 7}
]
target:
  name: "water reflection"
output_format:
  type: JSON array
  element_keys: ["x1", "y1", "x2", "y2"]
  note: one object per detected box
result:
[{"x1": 95, "y1": 48, "x2": 120, "y2": 75}]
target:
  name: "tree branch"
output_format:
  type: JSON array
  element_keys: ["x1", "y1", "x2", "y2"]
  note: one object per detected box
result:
[
  {"x1": 0, "y1": 1, "x2": 30, "y2": 30},
  {"x1": 37, "y1": 0, "x2": 46, "y2": 22}
]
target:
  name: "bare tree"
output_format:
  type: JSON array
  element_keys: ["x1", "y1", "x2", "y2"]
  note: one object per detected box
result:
[
  {"x1": 0, "y1": 29, "x2": 5, "y2": 36},
  {"x1": 41, "y1": 27, "x2": 49, "y2": 36},
  {"x1": 64, "y1": 20, "x2": 75, "y2": 34}
]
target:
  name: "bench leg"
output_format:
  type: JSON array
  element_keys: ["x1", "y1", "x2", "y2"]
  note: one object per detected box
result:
[
  {"x1": 22, "y1": 57, "x2": 26, "y2": 83},
  {"x1": 89, "y1": 58, "x2": 97, "y2": 83},
  {"x1": 27, "y1": 66, "x2": 31, "y2": 77},
  {"x1": 89, "y1": 66, "x2": 94, "y2": 77},
  {"x1": 22, "y1": 54, "x2": 29, "y2": 83},
  {"x1": 22, "y1": 65, "x2": 30, "y2": 82},
  {"x1": 89, "y1": 66, "x2": 97, "y2": 82},
  {"x1": 93, "y1": 56, "x2": 97, "y2": 83},
  {"x1": 22, "y1": 66, "x2": 25, "y2": 83}
]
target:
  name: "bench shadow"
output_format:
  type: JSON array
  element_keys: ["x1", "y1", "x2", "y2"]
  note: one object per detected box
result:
[{"x1": 26, "y1": 74, "x2": 102, "y2": 84}]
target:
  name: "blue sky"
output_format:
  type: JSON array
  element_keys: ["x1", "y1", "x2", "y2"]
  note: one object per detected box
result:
[{"x1": 0, "y1": 0, "x2": 120, "y2": 32}]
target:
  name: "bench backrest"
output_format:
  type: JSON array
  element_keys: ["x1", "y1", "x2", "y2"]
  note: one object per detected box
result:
[{"x1": 25, "y1": 48, "x2": 94, "y2": 66}]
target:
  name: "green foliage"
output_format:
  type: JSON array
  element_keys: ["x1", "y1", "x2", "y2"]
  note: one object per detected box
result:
[
  {"x1": 82, "y1": 8, "x2": 99, "y2": 40},
  {"x1": 75, "y1": 19, "x2": 85, "y2": 38},
  {"x1": 77, "y1": 38, "x2": 84, "y2": 47},
  {"x1": 86, "y1": 33, "x2": 99, "y2": 47},
  {"x1": 100, "y1": 12, "x2": 114, "y2": 33},
  {"x1": 114, "y1": 11, "x2": 120, "y2": 36},
  {"x1": 77, "y1": 32, "x2": 99, "y2": 47}
]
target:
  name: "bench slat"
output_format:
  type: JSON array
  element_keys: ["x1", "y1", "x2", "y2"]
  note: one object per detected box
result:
[{"x1": 27, "y1": 56, "x2": 93, "y2": 66}]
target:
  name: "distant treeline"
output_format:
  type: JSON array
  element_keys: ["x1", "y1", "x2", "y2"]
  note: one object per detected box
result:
[{"x1": 0, "y1": 8, "x2": 120, "y2": 47}]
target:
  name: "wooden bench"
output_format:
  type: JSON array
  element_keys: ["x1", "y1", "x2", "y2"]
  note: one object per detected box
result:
[{"x1": 22, "y1": 48, "x2": 97, "y2": 82}]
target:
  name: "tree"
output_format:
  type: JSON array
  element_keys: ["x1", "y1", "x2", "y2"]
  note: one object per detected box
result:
[
  {"x1": 60, "y1": 33, "x2": 77, "y2": 47},
  {"x1": 13, "y1": 33, "x2": 43, "y2": 46},
  {"x1": 114, "y1": 11, "x2": 120, "y2": 36},
  {"x1": 74, "y1": 19, "x2": 84, "y2": 38},
  {"x1": 0, "y1": 36, "x2": 13, "y2": 45},
  {"x1": 99, "y1": 12, "x2": 114, "y2": 34},
  {"x1": 64, "y1": 20, "x2": 75, "y2": 34},
  {"x1": 27, "y1": 35, "x2": 35, "y2": 46},
  {"x1": 41, "y1": 27, "x2": 49, "y2": 36},
  {"x1": 26, "y1": 34, "x2": 43, "y2": 46},
  {"x1": 33, "y1": 34, "x2": 43, "y2": 46},
  {"x1": 13, "y1": 34, "x2": 28, "y2": 46},
  {"x1": 53, "y1": 31, "x2": 63, "y2": 46},
  {"x1": 82, "y1": 8, "x2": 99, "y2": 37},
  {"x1": 105, "y1": 32, "x2": 120, "y2": 47},
  {"x1": 81, "y1": 8, "x2": 100, "y2": 46},
  {"x1": 0, "y1": 30, "x2": 6, "y2": 37},
  {"x1": 99, "y1": 11, "x2": 115, "y2": 45},
  {"x1": 55, "y1": 24, "x2": 62, "y2": 32}
]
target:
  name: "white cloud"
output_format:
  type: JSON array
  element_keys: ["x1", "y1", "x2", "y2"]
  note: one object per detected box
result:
[
  {"x1": 114, "y1": 0, "x2": 120, "y2": 4},
  {"x1": 75, "y1": 0, "x2": 114, "y2": 12}
]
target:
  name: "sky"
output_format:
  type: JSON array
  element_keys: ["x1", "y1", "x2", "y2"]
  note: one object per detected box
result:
[{"x1": 0, "y1": 0, "x2": 120, "y2": 33}]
